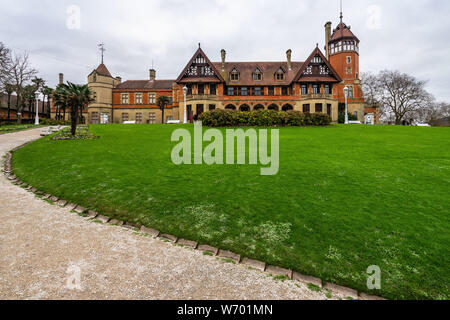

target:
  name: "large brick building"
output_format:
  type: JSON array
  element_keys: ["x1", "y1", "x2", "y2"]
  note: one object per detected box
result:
[{"x1": 68, "y1": 15, "x2": 371, "y2": 124}]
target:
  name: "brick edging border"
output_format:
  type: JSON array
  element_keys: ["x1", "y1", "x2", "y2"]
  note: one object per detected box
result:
[{"x1": 2, "y1": 143, "x2": 386, "y2": 301}]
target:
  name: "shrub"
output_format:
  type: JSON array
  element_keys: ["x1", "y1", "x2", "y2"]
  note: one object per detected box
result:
[{"x1": 199, "y1": 109, "x2": 332, "y2": 127}]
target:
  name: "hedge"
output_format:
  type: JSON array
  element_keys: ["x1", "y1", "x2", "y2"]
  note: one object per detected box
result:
[{"x1": 198, "y1": 109, "x2": 332, "y2": 127}]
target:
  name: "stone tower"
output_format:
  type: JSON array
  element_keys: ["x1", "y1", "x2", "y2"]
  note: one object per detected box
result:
[{"x1": 87, "y1": 63, "x2": 121, "y2": 124}]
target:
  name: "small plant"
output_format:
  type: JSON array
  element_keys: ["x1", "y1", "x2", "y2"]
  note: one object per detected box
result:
[
  {"x1": 203, "y1": 251, "x2": 214, "y2": 256},
  {"x1": 307, "y1": 283, "x2": 322, "y2": 292}
]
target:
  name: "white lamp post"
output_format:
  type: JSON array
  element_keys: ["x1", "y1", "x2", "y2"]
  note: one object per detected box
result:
[
  {"x1": 35, "y1": 92, "x2": 40, "y2": 125},
  {"x1": 344, "y1": 86, "x2": 349, "y2": 125},
  {"x1": 183, "y1": 85, "x2": 188, "y2": 124}
]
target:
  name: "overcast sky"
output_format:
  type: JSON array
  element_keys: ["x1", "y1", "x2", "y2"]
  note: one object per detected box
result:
[{"x1": 1, "y1": 0, "x2": 449, "y2": 101}]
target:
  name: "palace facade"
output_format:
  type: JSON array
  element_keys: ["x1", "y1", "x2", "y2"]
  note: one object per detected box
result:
[{"x1": 54, "y1": 15, "x2": 375, "y2": 124}]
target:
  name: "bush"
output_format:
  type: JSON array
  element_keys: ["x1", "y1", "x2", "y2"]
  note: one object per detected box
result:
[{"x1": 199, "y1": 109, "x2": 332, "y2": 127}]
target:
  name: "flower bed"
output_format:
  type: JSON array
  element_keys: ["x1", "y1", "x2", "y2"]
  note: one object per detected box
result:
[{"x1": 51, "y1": 125, "x2": 99, "y2": 141}]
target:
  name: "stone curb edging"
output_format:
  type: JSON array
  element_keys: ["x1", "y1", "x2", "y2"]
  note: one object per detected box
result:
[{"x1": 2, "y1": 143, "x2": 386, "y2": 301}]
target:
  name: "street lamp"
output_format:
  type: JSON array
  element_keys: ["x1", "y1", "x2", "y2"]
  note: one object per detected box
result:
[
  {"x1": 183, "y1": 85, "x2": 188, "y2": 124},
  {"x1": 344, "y1": 86, "x2": 349, "y2": 125},
  {"x1": 35, "y1": 92, "x2": 40, "y2": 125}
]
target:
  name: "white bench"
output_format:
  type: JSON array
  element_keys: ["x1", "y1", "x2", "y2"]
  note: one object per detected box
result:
[
  {"x1": 348, "y1": 121, "x2": 362, "y2": 125},
  {"x1": 123, "y1": 121, "x2": 136, "y2": 124},
  {"x1": 167, "y1": 120, "x2": 181, "y2": 124}
]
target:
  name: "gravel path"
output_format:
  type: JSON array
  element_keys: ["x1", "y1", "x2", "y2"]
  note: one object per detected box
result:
[{"x1": 0, "y1": 127, "x2": 330, "y2": 300}]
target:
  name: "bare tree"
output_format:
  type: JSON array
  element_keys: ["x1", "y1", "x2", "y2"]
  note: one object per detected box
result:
[
  {"x1": 0, "y1": 42, "x2": 12, "y2": 87},
  {"x1": 376, "y1": 70, "x2": 433, "y2": 125},
  {"x1": 9, "y1": 52, "x2": 37, "y2": 123}
]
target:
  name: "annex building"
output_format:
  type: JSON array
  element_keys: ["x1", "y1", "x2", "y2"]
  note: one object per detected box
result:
[{"x1": 54, "y1": 14, "x2": 375, "y2": 124}]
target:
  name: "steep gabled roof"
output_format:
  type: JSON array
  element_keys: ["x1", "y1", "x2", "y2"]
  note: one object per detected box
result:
[
  {"x1": 176, "y1": 47, "x2": 225, "y2": 83},
  {"x1": 94, "y1": 63, "x2": 113, "y2": 77},
  {"x1": 294, "y1": 47, "x2": 342, "y2": 82},
  {"x1": 330, "y1": 22, "x2": 360, "y2": 43}
]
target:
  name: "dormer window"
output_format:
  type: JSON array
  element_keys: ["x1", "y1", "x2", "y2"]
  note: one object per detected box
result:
[
  {"x1": 275, "y1": 68, "x2": 285, "y2": 81},
  {"x1": 253, "y1": 68, "x2": 263, "y2": 81},
  {"x1": 230, "y1": 68, "x2": 239, "y2": 81},
  {"x1": 312, "y1": 55, "x2": 323, "y2": 64}
]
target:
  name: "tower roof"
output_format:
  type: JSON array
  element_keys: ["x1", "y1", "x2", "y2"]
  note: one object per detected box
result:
[
  {"x1": 95, "y1": 63, "x2": 113, "y2": 77},
  {"x1": 330, "y1": 22, "x2": 359, "y2": 43}
]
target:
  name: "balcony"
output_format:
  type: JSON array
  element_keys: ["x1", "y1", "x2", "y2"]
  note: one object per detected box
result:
[
  {"x1": 301, "y1": 93, "x2": 333, "y2": 100},
  {"x1": 186, "y1": 94, "x2": 218, "y2": 101}
]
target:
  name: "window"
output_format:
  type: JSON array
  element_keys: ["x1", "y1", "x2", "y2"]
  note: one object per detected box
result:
[
  {"x1": 268, "y1": 86, "x2": 274, "y2": 95},
  {"x1": 303, "y1": 104, "x2": 310, "y2": 113},
  {"x1": 313, "y1": 84, "x2": 319, "y2": 94},
  {"x1": 281, "y1": 87, "x2": 289, "y2": 95},
  {"x1": 93, "y1": 74, "x2": 97, "y2": 82},
  {"x1": 135, "y1": 93, "x2": 143, "y2": 104},
  {"x1": 315, "y1": 103, "x2": 323, "y2": 113},
  {"x1": 301, "y1": 85, "x2": 308, "y2": 95},
  {"x1": 346, "y1": 67, "x2": 352, "y2": 75},
  {"x1": 209, "y1": 84, "x2": 216, "y2": 95},
  {"x1": 209, "y1": 104, "x2": 216, "y2": 111},
  {"x1": 121, "y1": 113, "x2": 129, "y2": 123},
  {"x1": 148, "y1": 93, "x2": 156, "y2": 104},
  {"x1": 327, "y1": 104, "x2": 332, "y2": 116},
  {"x1": 230, "y1": 68, "x2": 239, "y2": 81},
  {"x1": 166, "y1": 116, "x2": 174, "y2": 122},
  {"x1": 197, "y1": 84, "x2": 204, "y2": 95},
  {"x1": 91, "y1": 112, "x2": 99, "y2": 124},
  {"x1": 186, "y1": 85, "x2": 192, "y2": 95},
  {"x1": 92, "y1": 91, "x2": 97, "y2": 102},
  {"x1": 121, "y1": 93, "x2": 129, "y2": 104},
  {"x1": 241, "y1": 87, "x2": 248, "y2": 96},
  {"x1": 348, "y1": 86, "x2": 354, "y2": 98},
  {"x1": 253, "y1": 68, "x2": 263, "y2": 81},
  {"x1": 227, "y1": 87, "x2": 235, "y2": 96},
  {"x1": 275, "y1": 68, "x2": 285, "y2": 81},
  {"x1": 254, "y1": 87, "x2": 262, "y2": 96},
  {"x1": 346, "y1": 56, "x2": 352, "y2": 64},
  {"x1": 324, "y1": 84, "x2": 332, "y2": 94},
  {"x1": 148, "y1": 112, "x2": 156, "y2": 124},
  {"x1": 136, "y1": 112, "x2": 143, "y2": 124}
]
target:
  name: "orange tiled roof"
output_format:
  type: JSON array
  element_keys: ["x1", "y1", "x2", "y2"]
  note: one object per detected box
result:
[
  {"x1": 115, "y1": 80, "x2": 174, "y2": 90},
  {"x1": 330, "y1": 22, "x2": 359, "y2": 43},
  {"x1": 212, "y1": 61, "x2": 304, "y2": 86}
]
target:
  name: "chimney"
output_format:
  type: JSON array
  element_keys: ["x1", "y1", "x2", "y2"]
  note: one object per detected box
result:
[
  {"x1": 221, "y1": 49, "x2": 226, "y2": 72},
  {"x1": 325, "y1": 22, "x2": 332, "y2": 60},
  {"x1": 286, "y1": 49, "x2": 292, "y2": 71},
  {"x1": 59, "y1": 73, "x2": 64, "y2": 85},
  {"x1": 149, "y1": 69, "x2": 156, "y2": 81},
  {"x1": 116, "y1": 76, "x2": 122, "y2": 83}
]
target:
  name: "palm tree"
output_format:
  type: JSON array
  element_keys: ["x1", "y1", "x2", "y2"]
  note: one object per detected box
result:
[
  {"x1": 52, "y1": 84, "x2": 67, "y2": 122},
  {"x1": 157, "y1": 96, "x2": 171, "y2": 124},
  {"x1": 57, "y1": 82, "x2": 94, "y2": 135},
  {"x1": 4, "y1": 83, "x2": 14, "y2": 120},
  {"x1": 42, "y1": 86, "x2": 53, "y2": 116},
  {"x1": 23, "y1": 84, "x2": 37, "y2": 119}
]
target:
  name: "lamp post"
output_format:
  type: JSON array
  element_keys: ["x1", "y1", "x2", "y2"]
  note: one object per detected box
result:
[
  {"x1": 183, "y1": 85, "x2": 188, "y2": 124},
  {"x1": 35, "y1": 92, "x2": 40, "y2": 125},
  {"x1": 344, "y1": 86, "x2": 349, "y2": 125}
]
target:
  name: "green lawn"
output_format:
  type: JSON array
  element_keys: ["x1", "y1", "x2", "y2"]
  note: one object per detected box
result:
[{"x1": 12, "y1": 124, "x2": 450, "y2": 300}]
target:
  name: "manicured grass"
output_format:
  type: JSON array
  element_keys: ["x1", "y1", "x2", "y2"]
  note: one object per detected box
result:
[
  {"x1": 12, "y1": 124, "x2": 450, "y2": 300},
  {"x1": 0, "y1": 124, "x2": 43, "y2": 134}
]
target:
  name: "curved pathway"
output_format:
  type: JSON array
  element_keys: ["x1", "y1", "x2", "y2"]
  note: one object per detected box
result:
[{"x1": 0, "y1": 127, "x2": 331, "y2": 300}]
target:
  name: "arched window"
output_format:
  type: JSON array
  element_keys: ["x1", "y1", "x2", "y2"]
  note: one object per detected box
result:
[
  {"x1": 268, "y1": 104, "x2": 279, "y2": 111},
  {"x1": 239, "y1": 104, "x2": 250, "y2": 112},
  {"x1": 282, "y1": 104, "x2": 293, "y2": 112},
  {"x1": 254, "y1": 104, "x2": 264, "y2": 111},
  {"x1": 230, "y1": 68, "x2": 239, "y2": 81},
  {"x1": 225, "y1": 104, "x2": 236, "y2": 110}
]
